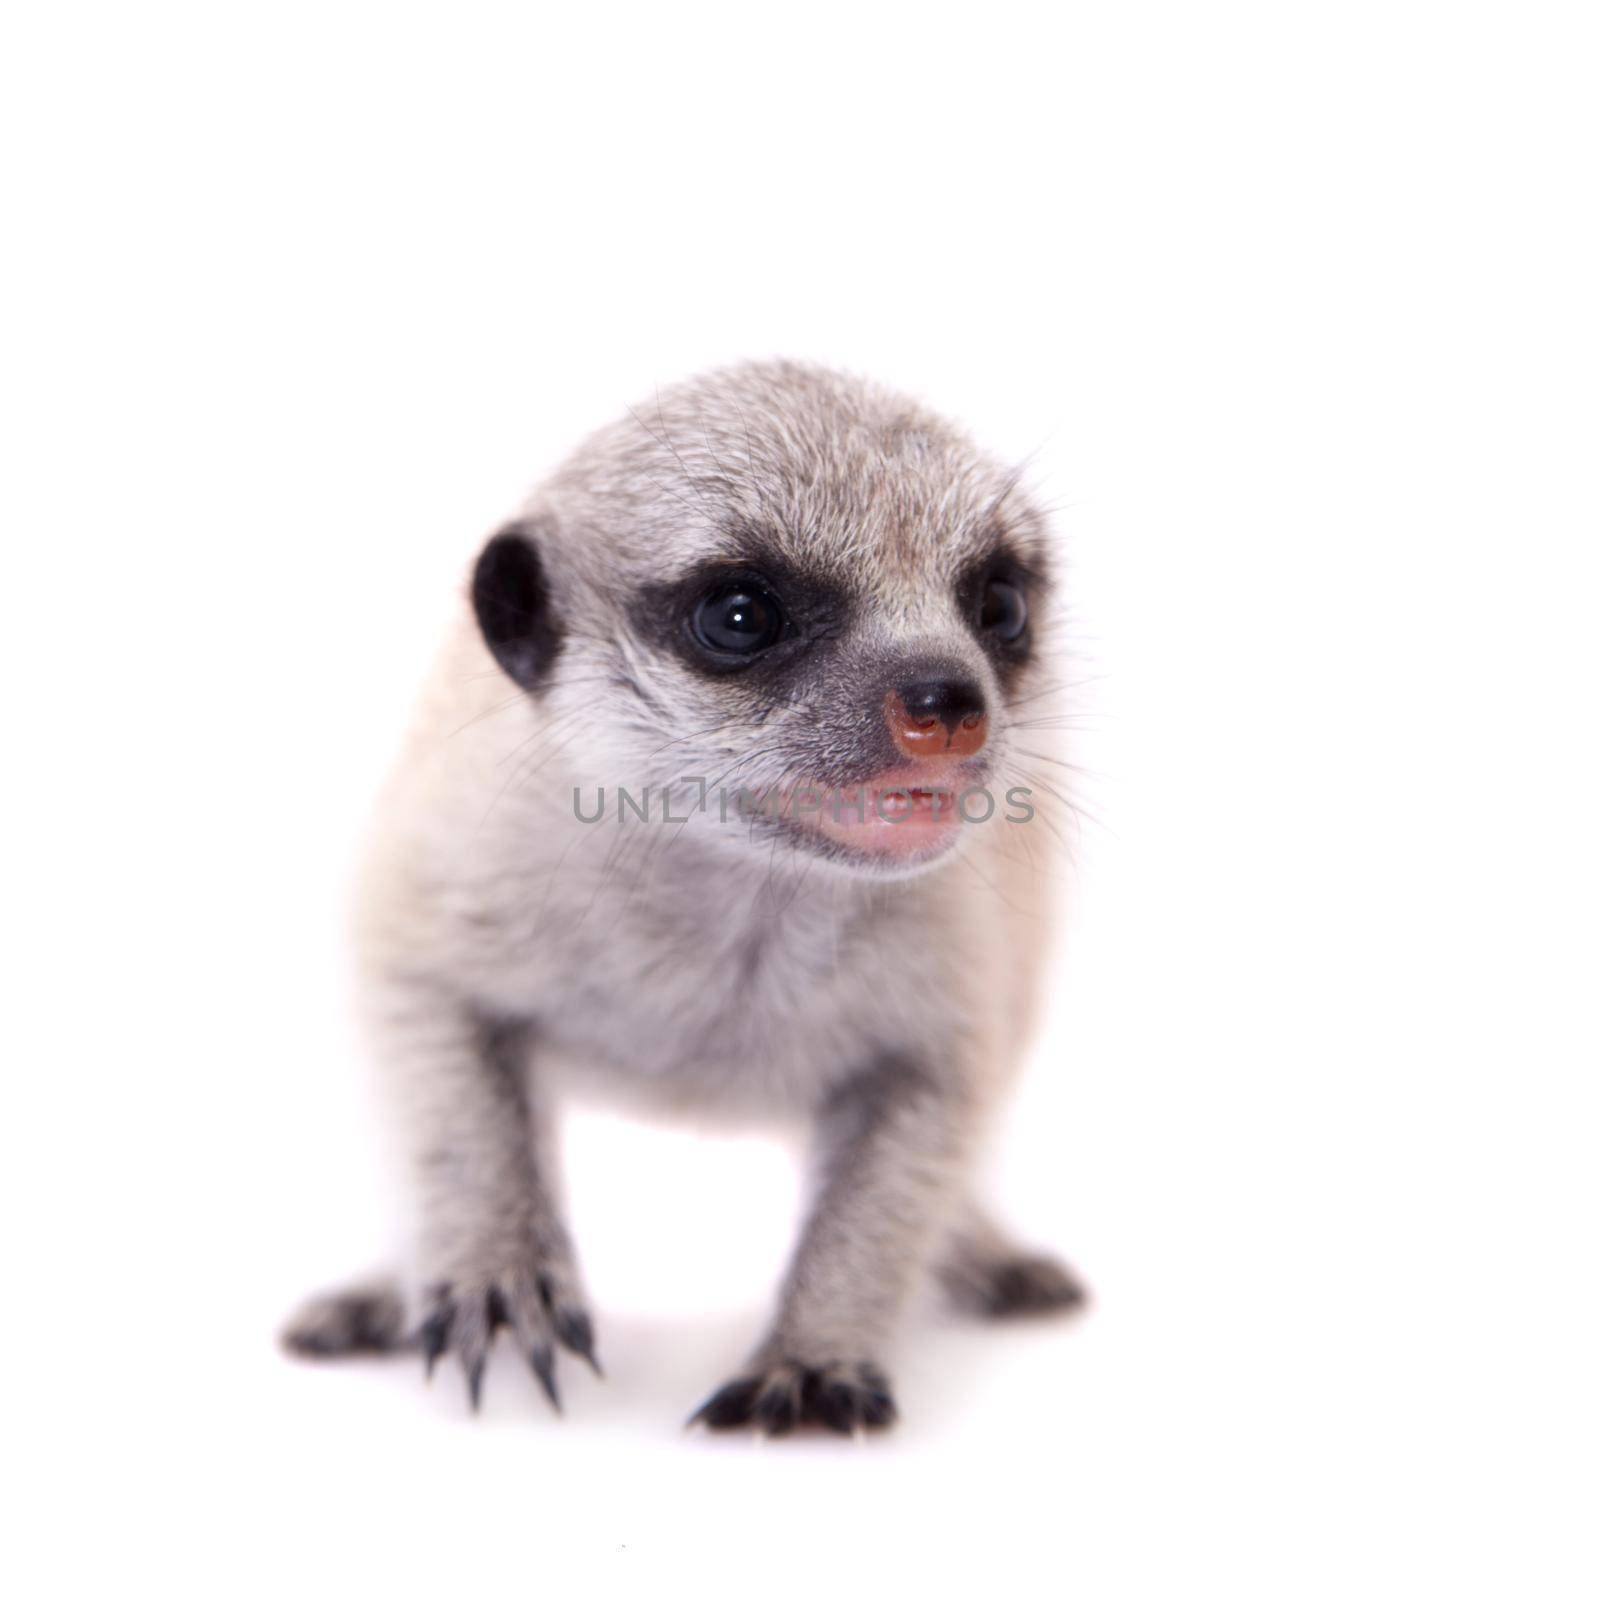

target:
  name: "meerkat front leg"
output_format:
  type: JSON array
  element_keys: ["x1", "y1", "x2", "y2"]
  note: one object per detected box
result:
[
  {"x1": 385, "y1": 994, "x2": 596, "y2": 1411},
  {"x1": 284, "y1": 994, "x2": 597, "y2": 1404},
  {"x1": 692, "y1": 1057, "x2": 972, "y2": 1436}
]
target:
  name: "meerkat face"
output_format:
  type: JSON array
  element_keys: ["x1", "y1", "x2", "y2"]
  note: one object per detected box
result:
[{"x1": 472, "y1": 363, "x2": 1055, "y2": 878}]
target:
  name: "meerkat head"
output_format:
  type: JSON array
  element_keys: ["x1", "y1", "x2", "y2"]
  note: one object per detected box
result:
[{"x1": 471, "y1": 361, "x2": 1055, "y2": 878}]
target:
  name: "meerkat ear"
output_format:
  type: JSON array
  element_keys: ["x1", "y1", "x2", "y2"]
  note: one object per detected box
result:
[{"x1": 471, "y1": 520, "x2": 563, "y2": 691}]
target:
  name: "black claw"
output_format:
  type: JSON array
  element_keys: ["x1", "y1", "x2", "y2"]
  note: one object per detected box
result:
[
  {"x1": 465, "y1": 1355, "x2": 486, "y2": 1412},
  {"x1": 419, "y1": 1306, "x2": 453, "y2": 1379},
  {"x1": 753, "y1": 1382, "x2": 801, "y2": 1437},
  {"x1": 529, "y1": 1344, "x2": 562, "y2": 1413},
  {"x1": 485, "y1": 1285, "x2": 510, "y2": 1333},
  {"x1": 554, "y1": 1308, "x2": 602, "y2": 1376},
  {"x1": 689, "y1": 1377, "x2": 761, "y2": 1431},
  {"x1": 692, "y1": 1364, "x2": 898, "y2": 1435},
  {"x1": 810, "y1": 1381, "x2": 862, "y2": 1436},
  {"x1": 856, "y1": 1383, "x2": 897, "y2": 1429}
]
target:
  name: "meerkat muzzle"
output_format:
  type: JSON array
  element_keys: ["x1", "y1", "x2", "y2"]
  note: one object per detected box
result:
[{"x1": 884, "y1": 682, "x2": 988, "y2": 761}]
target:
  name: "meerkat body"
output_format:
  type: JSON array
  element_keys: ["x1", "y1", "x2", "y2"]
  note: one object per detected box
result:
[{"x1": 285, "y1": 361, "x2": 1084, "y2": 1431}]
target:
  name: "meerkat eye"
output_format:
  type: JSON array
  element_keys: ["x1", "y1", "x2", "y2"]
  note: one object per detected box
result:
[
  {"x1": 979, "y1": 578, "x2": 1028, "y2": 642},
  {"x1": 691, "y1": 584, "x2": 786, "y2": 657}
]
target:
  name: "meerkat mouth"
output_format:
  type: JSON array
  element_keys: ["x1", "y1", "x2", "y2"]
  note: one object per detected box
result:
[
  {"x1": 871, "y1": 785, "x2": 954, "y2": 821},
  {"x1": 784, "y1": 764, "x2": 989, "y2": 865}
]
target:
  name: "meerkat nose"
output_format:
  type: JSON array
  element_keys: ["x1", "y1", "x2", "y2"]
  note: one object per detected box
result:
[{"x1": 884, "y1": 680, "x2": 988, "y2": 760}]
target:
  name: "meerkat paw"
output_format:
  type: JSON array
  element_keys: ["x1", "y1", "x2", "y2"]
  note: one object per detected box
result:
[
  {"x1": 690, "y1": 1356, "x2": 897, "y2": 1437},
  {"x1": 946, "y1": 1250, "x2": 1089, "y2": 1319},
  {"x1": 418, "y1": 1259, "x2": 599, "y2": 1414},
  {"x1": 281, "y1": 1277, "x2": 407, "y2": 1357}
]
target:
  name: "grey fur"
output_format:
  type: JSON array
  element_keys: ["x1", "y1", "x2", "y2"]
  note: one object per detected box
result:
[{"x1": 282, "y1": 360, "x2": 1084, "y2": 1431}]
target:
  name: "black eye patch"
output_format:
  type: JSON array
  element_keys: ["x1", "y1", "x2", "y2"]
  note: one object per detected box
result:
[
  {"x1": 957, "y1": 545, "x2": 1046, "y2": 678},
  {"x1": 640, "y1": 552, "x2": 848, "y2": 680}
]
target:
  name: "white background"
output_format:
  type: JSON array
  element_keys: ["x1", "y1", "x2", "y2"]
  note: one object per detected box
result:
[{"x1": 4, "y1": 3, "x2": 1597, "y2": 1595}]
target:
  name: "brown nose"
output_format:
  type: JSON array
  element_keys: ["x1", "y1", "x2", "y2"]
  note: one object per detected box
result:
[{"x1": 885, "y1": 680, "x2": 988, "y2": 760}]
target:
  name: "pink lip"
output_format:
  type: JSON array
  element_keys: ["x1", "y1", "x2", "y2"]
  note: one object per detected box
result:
[{"x1": 797, "y1": 763, "x2": 978, "y2": 861}]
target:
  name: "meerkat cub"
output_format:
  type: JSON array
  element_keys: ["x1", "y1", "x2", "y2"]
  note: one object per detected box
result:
[{"x1": 283, "y1": 361, "x2": 1086, "y2": 1434}]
